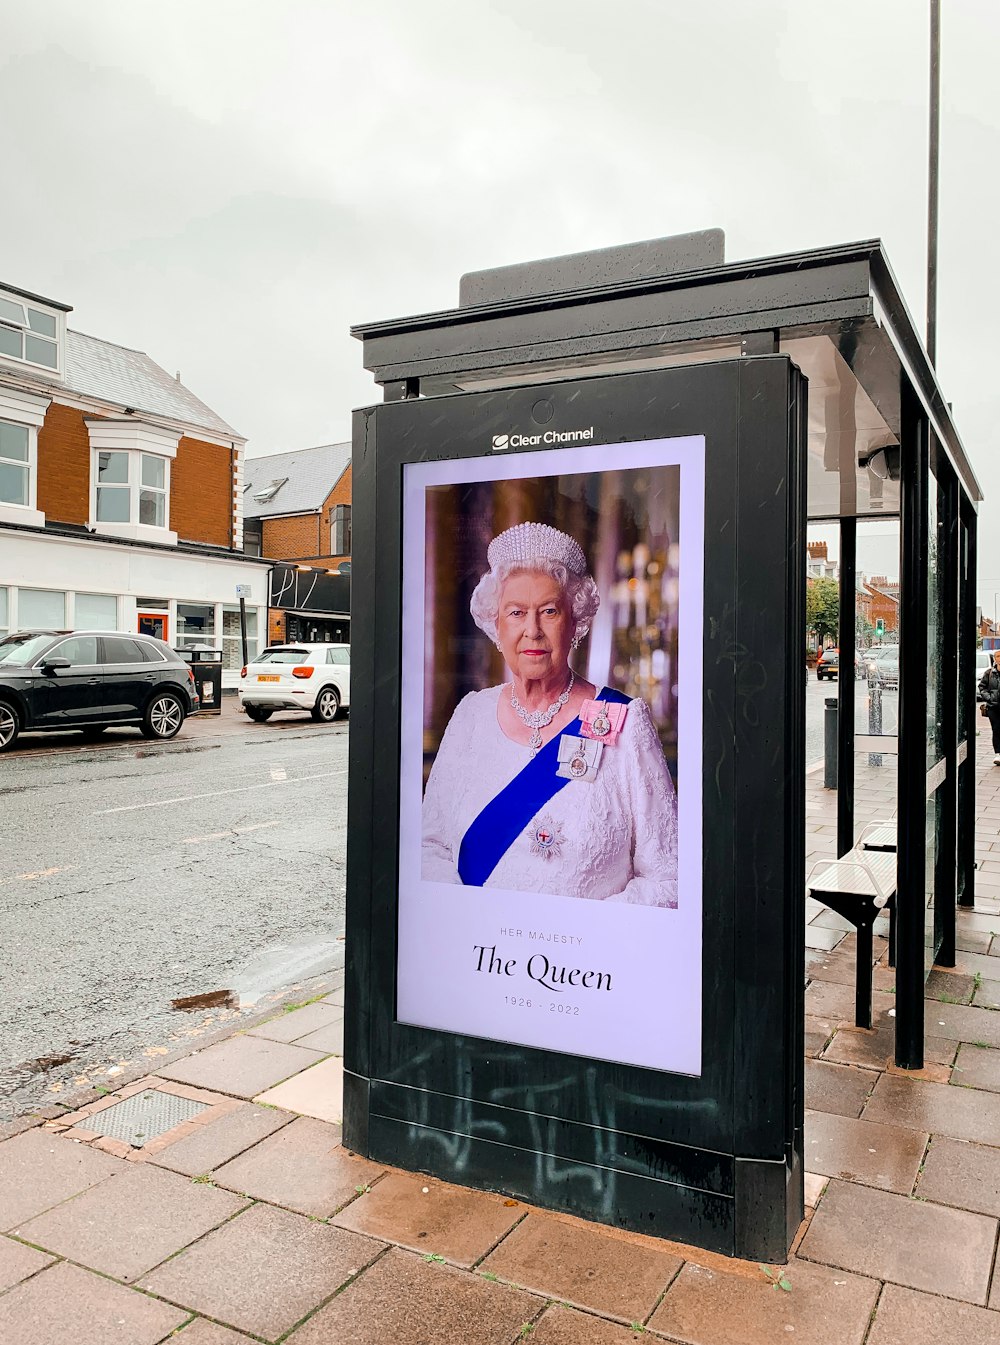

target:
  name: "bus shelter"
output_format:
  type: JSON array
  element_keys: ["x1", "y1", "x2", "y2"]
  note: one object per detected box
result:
[{"x1": 344, "y1": 230, "x2": 982, "y2": 1258}]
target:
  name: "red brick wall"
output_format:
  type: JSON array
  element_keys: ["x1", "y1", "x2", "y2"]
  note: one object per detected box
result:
[
  {"x1": 319, "y1": 466, "x2": 352, "y2": 566},
  {"x1": 171, "y1": 436, "x2": 232, "y2": 546},
  {"x1": 261, "y1": 513, "x2": 321, "y2": 560},
  {"x1": 36, "y1": 403, "x2": 97, "y2": 525}
]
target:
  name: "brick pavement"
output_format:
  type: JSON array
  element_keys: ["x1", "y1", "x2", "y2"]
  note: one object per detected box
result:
[{"x1": 5, "y1": 749, "x2": 1000, "y2": 1342}]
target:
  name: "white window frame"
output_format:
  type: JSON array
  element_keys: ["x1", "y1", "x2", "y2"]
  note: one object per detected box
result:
[
  {"x1": 86, "y1": 419, "x2": 179, "y2": 544},
  {"x1": 0, "y1": 389, "x2": 50, "y2": 528},
  {"x1": 0, "y1": 287, "x2": 65, "y2": 380}
]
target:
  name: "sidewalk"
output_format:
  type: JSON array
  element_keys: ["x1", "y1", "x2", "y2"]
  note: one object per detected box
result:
[{"x1": 4, "y1": 761, "x2": 1000, "y2": 1343}]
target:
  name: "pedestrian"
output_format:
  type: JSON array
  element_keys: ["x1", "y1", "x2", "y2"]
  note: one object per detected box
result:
[{"x1": 978, "y1": 649, "x2": 1000, "y2": 765}]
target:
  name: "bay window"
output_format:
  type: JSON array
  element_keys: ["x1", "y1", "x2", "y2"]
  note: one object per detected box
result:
[
  {"x1": 0, "y1": 388, "x2": 49, "y2": 527},
  {"x1": 87, "y1": 419, "x2": 179, "y2": 544}
]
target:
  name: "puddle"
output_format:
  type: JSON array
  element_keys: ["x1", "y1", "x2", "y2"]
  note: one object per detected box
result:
[{"x1": 171, "y1": 989, "x2": 239, "y2": 1013}]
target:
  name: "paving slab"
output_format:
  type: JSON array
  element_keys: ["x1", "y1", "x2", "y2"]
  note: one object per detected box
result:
[
  {"x1": 805, "y1": 979, "x2": 896, "y2": 1025},
  {"x1": 531, "y1": 1305, "x2": 651, "y2": 1344},
  {"x1": 926, "y1": 969, "x2": 976, "y2": 1004},
  {"x1": 0, "y1": 1128, "x2": 123, "y2": 1231},
  {"x1": 246, "y1": 1001, "x2": 343, "y2": 1044},
  {"x1": 648, "y1": 1257, "x2": 879, "y2": 1345},
  {"x1": 798, "y1": 1178, "x2": 996, "y2": 1303},
  {"x1": 805, "y1": 925, "x2": 845, "y2": 951},
  {"x1": 805, "y1": 1060, "x2": 875, "y2": 1117},
  {"x1": 213, "y1": 1116, "x2": 383, "y2": 1216},
  {"x1": 0, "y1": 1235, "x2": 53, "y2": 1292},
  {"x1": 946, "y1": 948, "x2": 1000, "y2": 979},
  {"x1": 952, "y1": 1042, "x2": 1000, "y2": 1092},
  {"x1": 803, "y1": 1109, "x2": 926, "y2": 1193},
  {"x1": 172, "y1": 1322, "x2": 260, "y2": 1344},
  {"x1": 155, "y1": 1036, "x2": 325, "y2": 1097},
  {"x1": 285, "y1": 1245, "x2": 539, "y2": 1345},
  {"x1": 916, "y1": 1135, "x2": 1000, "y2": 1216},
  {"x1": 863, "y1": 1071, "x2": 1000, "y2": 1145},
  {"x1": 334, "y1": 1170, "x2": 523, "y2": 1267},
  {"x1": 804, "y1": 1015, "x2": 837, "y2": 1058},
  {"x1": 254, "y1": 1055, "x2": 343, "y2": 1122},
  {"x1": 140, "y1": 1202, "x2": 385, "y2": 1340},
  {"x1": 292, "y1": 1019, "x2": 345, "y2": 1054},
  {"x1": 973, "y1": 977, "x2": 1000, "y2": 1009},
  {"x1": 480, "y1": 1211, "x2": 682, "y2": 1321},
  {"x1": 923, "y1": 1000, "x2": 1000, "y2": 1046},
  {"x1": 822, "y1": 1012, "x2": 956, "y2": 1072},
  {"x1": 955, "y1": 929, "x2": 993, "y2": 955},
  {"x1": 867, "y1": 1282, "x2": 1000, "y2": 1345},
  {"x1": 0, "y1": 1259, "x2": 187, "y2": 1345},
  {"x1": 150, "y1": 1100, "x2": 295, "y2": 1176},
  {"x1": 15, "y1": 1159, "x2": 248, "y2": 1282}
]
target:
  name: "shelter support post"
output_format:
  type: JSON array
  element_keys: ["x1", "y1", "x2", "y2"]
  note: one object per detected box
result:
[{"x1": 837, "y1": 518, "x2": 856, "y2": 856}]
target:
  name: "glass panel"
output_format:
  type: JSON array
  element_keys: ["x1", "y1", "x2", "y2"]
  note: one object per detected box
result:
[
  {"x1": 98, "y1": 451, "x2": 129, "y2": 483},
  {"x1": 222, "y1": 605, "x2": 259, "y2": 669},
  {"x1": 23, "y1": 333, "x2": 57, "y2": 368},
  {"x1": 853, "y1": 518, "x2": 901, "y2": 836},
  {"x1": 141, "y1": 455, "x2": 165, "y2": 489},
  {"x1": 26, "y1": 308, "x2": 56, "y2": 337},
  {"x1": 0, "y1": 421, "x2": 29, "y2": 461},
  {"x1": 327, "y1": 647, "x2": 350, "y2": 664},
  {"x1": 0, "y1": 461, "x2": 28, "y2": 506},
  {"x1": 75, "y1": 592, "x2": 118, "y2": 629},
  {"x1": 97, "y1": 486, "x2": 131, "y2": 522},
  {"x1": 0, "y1": 586, "x2": 7, "y2": 630},
  {"x1": 49, "y1": 634, "x2": 98, "y2": 665},
  {"x1": 18, "y1": 588, "x2": 65, "y2": 627},
  {"x1": 102, "y1": 635, "x2": 144, "y2": 663},
  {"x1": 0, "y1": 325, "x2": 22, "y2": 358},
  {"x1": 176, "y1": 602, "x2": 215, "y2": 647},
  {"x1": 139, "y1": 489, "x2": 165, "y2": 527},
  {"x1": 0, "y1": 297, "x2": 26, "y2": 324}
]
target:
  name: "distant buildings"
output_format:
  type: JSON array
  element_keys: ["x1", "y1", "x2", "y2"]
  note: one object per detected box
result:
[
  {"x1": 0, "y1": 280, "x2": 268, "y2": 680},
  {"x1": 243, "y1": 443, "x2": 352, "y2": 645},
  {"x1": 806, "y1": 542, "x2": 899, "y2": 645}
]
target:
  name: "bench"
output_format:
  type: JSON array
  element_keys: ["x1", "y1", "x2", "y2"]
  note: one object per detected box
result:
[{"x1": 807, "y1": 847, "x2": 897, "y2": 1029}]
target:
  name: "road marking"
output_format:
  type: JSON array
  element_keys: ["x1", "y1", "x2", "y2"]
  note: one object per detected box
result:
[
  {"x1": 94, "y1": 769, "x2": 347, "y2": 814},
  {"x1": 181, "y1": 821, "x2": 281, "y2": 845},
  {"x1": 0, "y1": 864, "x2": 77, "y2": 888},
  {"x1": 270, "y1": 767, "x2": 287, "y2": 781}
]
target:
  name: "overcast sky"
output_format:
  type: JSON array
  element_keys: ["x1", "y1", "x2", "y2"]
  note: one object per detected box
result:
[{"x1": 3, "y1": 1, "x2": 997, "y2": 599}]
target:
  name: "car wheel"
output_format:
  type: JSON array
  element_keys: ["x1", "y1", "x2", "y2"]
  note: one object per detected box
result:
[
  {"x1": 816, "y1": 670, "x2": 824, "y2": 681},
  {"x1": 0, "y1": 700, "x2": 20, "y2": 753},
  {"x1": 141, "y1": 691, "x2": 185, "y2": 740},
  {"x1": 244, "y1": 704, "x2": 274, "y2": 722},
  {"x1": 311, "y1": 686, "x2": 341, "y2": 722}
]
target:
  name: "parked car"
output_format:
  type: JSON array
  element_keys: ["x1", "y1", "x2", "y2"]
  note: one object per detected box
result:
[
  {"x1": 866, "y1": 645, "x2": 899, "y2": 688},
  {"x1": 238, "y1": 643, "x2": 351, "y2": 723},
  {"x1": 0, "y1": 629, "x2": 199, "y2": 752},
  {"x1": 816, "y1": 647, "x2": 839, "y2": 681}
]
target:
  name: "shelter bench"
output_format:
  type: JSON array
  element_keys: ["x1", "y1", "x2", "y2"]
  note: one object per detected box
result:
[{"x1": 806, "y1": 847, "x2": 896, "y2": 1029}]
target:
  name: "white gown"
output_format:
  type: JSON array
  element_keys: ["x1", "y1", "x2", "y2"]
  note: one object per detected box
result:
[{"x1": 421, "y1": 685, "x2": 678, "y2": 907}]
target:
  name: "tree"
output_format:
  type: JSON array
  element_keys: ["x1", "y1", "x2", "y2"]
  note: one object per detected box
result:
[{"x1": 807, "y1": 577, "x2": 839, "y2": 646}]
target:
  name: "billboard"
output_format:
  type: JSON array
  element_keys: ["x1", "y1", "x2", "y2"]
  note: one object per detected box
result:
[{"x1": 396, "y1": 435, "x2": 705, "y2": 1074}]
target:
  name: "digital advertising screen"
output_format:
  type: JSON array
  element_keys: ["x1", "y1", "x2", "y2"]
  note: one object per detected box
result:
[{"x1": 395, "y1": 435, "x2": 706, "y2": 1075}]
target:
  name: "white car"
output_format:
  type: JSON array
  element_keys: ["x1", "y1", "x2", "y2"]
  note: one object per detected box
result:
[{"x1": 238, "y1": 643, "x2": 350, "y2": 723}]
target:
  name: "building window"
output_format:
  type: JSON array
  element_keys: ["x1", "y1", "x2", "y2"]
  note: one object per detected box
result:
[
  {"x1": 0, "y1": 586, "x2": 8, "y2": 638},
  {"x1": 18, "y1": 588, "x2": 65, "y2": 628},
  {"x1": 223, "y1": 605, "x2": 259, "y2": 670},
  {"x1": 0, "y1": 420, "x2": 29, "y2": 506},
  {"x1": 96, "y1": 450, "x2": 170, "y2": 529},
  {"x1": 0, "y1": 291, "x2": 61, "y2": 373},
  {"x1": 176, "y1": 603, "x2": 215, "y2": 648},
  {"x1": 332, "y1": 504, "x2": 351, "y2": 556},
  {"x1": 75, "y1": 593, "x2": 119, "y2": 630}
]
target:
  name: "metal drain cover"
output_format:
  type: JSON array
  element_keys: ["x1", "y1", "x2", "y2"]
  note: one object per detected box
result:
[{"x1": 86, "y1": 1090, "x2": 209, "y2": 1147}]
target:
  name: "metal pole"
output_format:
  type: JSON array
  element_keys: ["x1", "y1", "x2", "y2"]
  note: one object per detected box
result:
[
  {"x1": 824, "y1": 697, "x2": 839, "y2": 790},
  {"x1": 927, "y1": 0, "x2": 941, "y2": 365},
  {"x1": 239, "y1": 596, "x2": 249, "y2": 668}
]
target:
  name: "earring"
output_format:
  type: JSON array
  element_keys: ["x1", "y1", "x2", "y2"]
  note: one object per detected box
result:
[{"x1": 494, "y1": 640, "x2": 502, "y2": 653}]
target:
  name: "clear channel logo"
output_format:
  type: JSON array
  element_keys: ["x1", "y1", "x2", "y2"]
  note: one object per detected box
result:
[{"x1": 491, "y1": 427, "x2": 594, "y2": 451}]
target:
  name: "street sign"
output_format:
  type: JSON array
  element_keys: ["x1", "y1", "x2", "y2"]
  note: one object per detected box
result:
[{"x1": 235, "y1": 584, "x2": 252, "y2": 599}]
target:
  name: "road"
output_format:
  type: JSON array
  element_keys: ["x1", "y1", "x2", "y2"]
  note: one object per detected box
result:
[
  {"x1": 805, "y1": 672, "x2": 898, "y2": 769},
  {"x1": 0, "y1": 708, "x2": 348, "y2": 1120}
]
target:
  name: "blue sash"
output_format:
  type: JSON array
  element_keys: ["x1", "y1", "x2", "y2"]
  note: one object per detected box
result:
[{"x1": 457, "y1": 686, "x2": 629, "y2": 887}]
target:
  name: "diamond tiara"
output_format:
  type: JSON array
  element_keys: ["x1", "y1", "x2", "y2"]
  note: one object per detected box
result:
[{"x1": 486, "y1": 522, "x2": 588, "y2": 576}]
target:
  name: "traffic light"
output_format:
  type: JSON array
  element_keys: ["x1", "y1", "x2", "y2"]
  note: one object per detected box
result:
[{"x1": 875, "y1": 618, "x2": 885, "y2": 638}]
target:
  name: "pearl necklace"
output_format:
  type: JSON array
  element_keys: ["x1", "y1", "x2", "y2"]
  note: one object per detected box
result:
[{"x1": 510, "y1": 672, "x2": 575, "y2": 753}]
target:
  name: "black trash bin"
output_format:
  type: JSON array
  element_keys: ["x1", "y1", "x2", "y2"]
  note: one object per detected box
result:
[{"x1": 177, "y1": 644, "x2": 223, "y2": 715}]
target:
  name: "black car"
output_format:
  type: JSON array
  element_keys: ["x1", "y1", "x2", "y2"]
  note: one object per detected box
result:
[{"x1": 0, "y1": 629, "x2": 200, "y2": 752}]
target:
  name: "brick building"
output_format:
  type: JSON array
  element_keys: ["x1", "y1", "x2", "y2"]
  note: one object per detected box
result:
[
  {"x1": 242, "y1": 442, "x2": 352, "y2": 644},
  {"x1": 0, "y1": 281, "x2": 269, "y2": 681}
]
